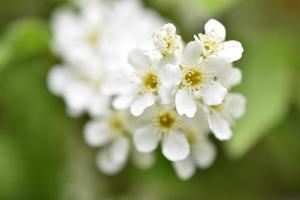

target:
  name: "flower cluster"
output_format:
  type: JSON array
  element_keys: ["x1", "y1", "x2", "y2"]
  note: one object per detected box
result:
[{"x1": 48, "y1": 0, "x2": 246, "y2": 180}]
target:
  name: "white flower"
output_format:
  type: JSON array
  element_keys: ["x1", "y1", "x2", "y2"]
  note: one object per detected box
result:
[
  {"x1": 51, "y1": 4, "x2": 106, "y2": 72},
  {"x1": 49, "y1": 0, "x2": 164, "y2": 116},
  {"x1": 84, "y1": 111, "x2": 130, "y2": 174},
  {"x1": 152, "y1": 23, "x2": 183, "y2": 64},
  {"x1": 111, "y1": 48, "x2": 177, "y2": 116},
  {"x1": 133, "y1": 107, "x2": 190, "y2": 161},
  {"x1": 52, "y1": 0, "x2": 163, "y2": 74},
  {"x1": 172, "y1": 110, "x2": 216, "y2": 180},
  {"x1": 84, "y1": 110, "x2": 155, "y2": 174},
  {"x1": 205, "y1": 93, "x2": 246, "y2": 140},
  {"x1": 47, "y1": 64, "x2": 110, "y2": 117},
  {"x1": 195, "y1": 19, "x2": 244, "y2": 62},
  {"x1": 172, "y1": 41, "x2": 235, "y2": 118},
  {"x1": 173, "y1": 134, "x2": 216, "y2": 180}
]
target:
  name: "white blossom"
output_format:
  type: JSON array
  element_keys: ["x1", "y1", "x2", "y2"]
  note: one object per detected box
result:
[
  {"x1": 195, "y1": 19, "x2": 244, "y2": 62},
  {"x1": 133, "y1": 107, "x2": 191, "y2": 161},
  {"x1": 172, "y1": 110, "x2": 216, "y2": 180},
  {"x1": 111, "y1": 48, "x2": 177, "y2": 116},
  {"x1": 84, "y1": 110, "x2": 155, "y2": 174},
  {"x1": 51, "y1": 0, "x2": 163, "y2": 74},
  {"x1": 152, "y1": 23, "x2": 183, "y2": 64},
  {"x1": 49, "y1": 0, "x2": 164, "y2": 117},
  {"x1": 205, "y1": 93, "x2": 246, "y2": 140},
  {"x1": 173, "y1": 41, "x2": 235, "y2": 118},
  {"x1": 48, "y1": 64, "x2": 110, "y2": 117}
]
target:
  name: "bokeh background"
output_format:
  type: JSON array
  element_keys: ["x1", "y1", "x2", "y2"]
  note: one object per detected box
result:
[{"x1": 0, "y1": 0, "x2": 300, "y2": 199}]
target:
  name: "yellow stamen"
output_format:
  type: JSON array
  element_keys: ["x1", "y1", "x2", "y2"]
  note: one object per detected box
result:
[{"x1": 142, "y1": 72, "x2": 160, "y2": 92}]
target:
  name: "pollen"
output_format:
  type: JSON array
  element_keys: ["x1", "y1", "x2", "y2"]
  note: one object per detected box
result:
[
  {"x1": 142, "y1": 72, "x2": 160, "y2": 92},
  {"x1": 210, "y1": 104, "x2": 224, "y2": 112},
  {"x1": 108, "y1": 113, "x2": 124, "y2": 133},
  {"x1": 85, "y1": 30, "x2": 100, "y2": 45},
  {"x1": 156, "y1": 110, "x2": 177, "y2": 131},
  {"x1": 163, "y1": 35, "x2": 176, "y2": 55},
  {"x1": 182, "y1": 67, "x2": 204, "y2": 89},
  {"x1": 198, "y1": 34, "x2": 218, "y2": 57}
]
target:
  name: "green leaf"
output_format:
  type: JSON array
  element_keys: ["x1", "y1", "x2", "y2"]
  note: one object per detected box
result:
[
  {"x1": 0, "y1": 134, "x2": 27, "y2": 200},
  {"x1": 0, "y1": 18, "x2": 50, "y2": 71},
  {"x1": 195, "y1": 0, "x2": 242, "y2": 15},
  {"x1": 0, "y1": 40, "x2": 13, "y2": 70},
  {"x1": 225, "y1": 32, "x2": 293, "y2": 159}
]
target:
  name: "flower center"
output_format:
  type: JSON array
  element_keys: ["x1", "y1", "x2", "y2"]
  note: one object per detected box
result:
[
  {"x1": 85, "y1": 30, "x2": 100, "y2": 45},
  {"x1": 210, "y1": 104, "x2": 224, "y2": 112},
  {"x1": 108, "y1": 114, "x2": 124, "y2": 133},
  {"x1": 142, "y1": 72, "x2": 160, "y2": 92},
  {"x1": 156, "y1": 110, "x2": 177, "y2": 131},
  {"x1": 182, "y1": 67, "x2": 204, "y2": 89},
  {"x1": 161, "y1": 35, "x2": 178, "y2": 56},
  {"x1": 198, "y1": 34, "x2": 218, "y2": 57}
]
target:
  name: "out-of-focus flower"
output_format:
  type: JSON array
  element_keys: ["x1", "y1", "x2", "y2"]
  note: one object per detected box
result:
[
  {"x1": 48, "y1": 64, "x2": 110, "y2": 117},
  {"x1": 205, "y1": 93, "x2": 246, "y2": 140},
  {"x1": 49, "y1": 0, "x2": 164, "y2": 117},
  {"x1": 84, "y1": 110, "x2": 154, "y2": 174},
  {"x1": 152, "y1": 23, "x2": 183, "y2": 64},
  {"x1": 172, "y1": 111, "x2": 216, "y2": 180},
  {"x1": 133, "y1": 107, "x2": 190, "y2": 161},
  {"x1": 195, "y1": 19, "x2": 244, "y2": 62}
]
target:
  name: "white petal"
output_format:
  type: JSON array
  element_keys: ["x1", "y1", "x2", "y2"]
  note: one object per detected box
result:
[
  {"x1": 173, "y1": 156, "x2": 196, "y2": 180},
  {"x1": 128, "y1": 48, "x2": 151, "y2": 72},
  {"x1": 162, "y1": 131, "x2": 190, "y2": 161},
  {"x1": 87, "y1": 94, "x2": 109, "y2": 117},
  {"x1": 83, "y1": 120, "x2": 111, "y2": 147},
  {"x1": 175, "y1": 89, "x2": 197, "y2": 118},
  {"x1": 110, "y1": 137, "x2": 130, "y2": 164},
  {"x1": 163, "y1": 23, "x2": 176, "y2": 34},
  {"x1": 218, "y1": 40, "x2": 244, "y2": 62},
  {"x1": 95, "y1": 137, "x2": 129, "y2": 175},
  {"x1": 205, "y1": 56, "x2": 232, "y2": 79},
  {"x1": 130, "y1": 93, "x2": 156, "y2": 116},
  {"x1": 102, "y1": 71, "x2": 135, "y2": 95},
  {"x1": 204, "y1": 19, "x2": 226, "y2": 42},
  {"x1": 160, "y1": 64, "x2": 182, "y2": 86},
  {"x1": 66, "y1": 106, "x2": 83, "y2": 118},
  {"x1": 223, "y1": 93, "x2": 246, "y2": 119},
  {"x1": 132, "y1": 150, "x2": 155, "y2": 170},
  {"x1": 112, "y1": 95, "x2": 133, "y2": 110},
  {"x1": 200, "y1": 81, "x2": 227, "y2": 106},
  {"x1": 158, "y1": 85, "x2": 175, "y2": 105},
  {"x1": 221, "y1": 67, "x2": 242, "y2": 89},
  {"x1": 208, "y1": 112, "x2": 232, "y2": 140},
  {"x1": 96, "y1": 151, "x2": 122, "y2": 175},
  {"x1": 64, "y1": 82, "x2": 91, "y2": 112},
  {"x1": 183, "y1": 41, "x2": 203, "y2": 65},
  {"x1": 47, "y1": 66, "x2": 71, "y2": 96},
  {"x1": 193, "y1": 140, "x2": 216, "y2": 169},
  {"x1": 134, "y1": 126, "x2": 160, "y2": 153}
]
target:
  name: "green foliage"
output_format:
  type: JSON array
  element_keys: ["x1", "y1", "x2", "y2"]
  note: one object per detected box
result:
[
  {"x1": 0, "y1": 19, "x2": 50, "y2": 71},
  {"x1": 0, "y1": 134, "x2": 27, "y2": 200},
  {"x1": 195, "y1": 0, "x2": 242, "y2": 15},
  {"x1": 225, "y1": 32, "x2": 294, "y2": 158}
]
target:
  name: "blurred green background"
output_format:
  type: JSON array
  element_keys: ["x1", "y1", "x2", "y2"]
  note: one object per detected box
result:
[{"x1": 0, "y1": 0, "x2": 299, "y2": 199}]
